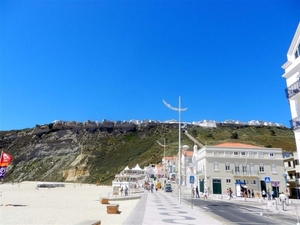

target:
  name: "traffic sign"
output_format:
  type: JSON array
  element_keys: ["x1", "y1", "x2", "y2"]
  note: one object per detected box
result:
[
  {"x1": 274, "y1": 181, "x2": 278, "y2": 187},
  {"x1": 264, "y1": 177, "x2": 271, "y2": 183},
  {"x1": 190, "y1": 175, "x2": 194, "y2": 184}
]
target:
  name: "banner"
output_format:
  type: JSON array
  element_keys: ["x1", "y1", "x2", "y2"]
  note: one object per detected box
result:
[{"x1": 0, "y1": 151, "x2": 13, "y2": 179}]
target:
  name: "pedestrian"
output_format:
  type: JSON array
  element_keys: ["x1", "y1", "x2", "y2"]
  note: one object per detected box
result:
[
  {"x1": 150, "y1": 183, "x2": 154, "y2": 193},
  {"x1": 248, "y1": 189, "x2": 251, "y2": 198},
  {"x1": 120, "y1": 186, "x2": 123, "y2": 196},
  {"x1": 262, "y1": 190, "x2": 266, "y2": 199},
  {"x1": 229, "y1": 188, "x2": 233, "y2": 199},
  {"x1": 271, "y1": 190, "x2": 275, "y2": 200},
  {"x1": 155, "y1": 185, "x2": 158, "y2": 192},
  {"x1": 251, "y1": 189, "x2": 254, "y2": 198},
  {"x1": 279, "y1": 192, "x2": 287, "y2": 211},
  {"x1": 267, "y1": 189, "x2": 271, "y2": 200},
  {"x1": 125, "y1": 186, "x2": 128, "y2": 196},
  {"x1": 192, "y1": 187, "x2": 195, "y2": 198},
  {"x1": 204, "y1": 189, "x2": 208, "y2": 199},
  {"x1": 195, "y1": 186, "x2": 200, "y2": 198}
]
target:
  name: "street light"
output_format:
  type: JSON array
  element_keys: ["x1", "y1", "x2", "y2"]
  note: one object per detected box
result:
[
  {"x1": 283, "y1": 174, "x2": 289, "y2": 201},
  {"x1": 295, "y1": 177, "x2": 299, "y2": 201},
  {"x1": 163, "y1": 97, "x2": 188, "y2": 203},
  {"x1": 156, "y1": 139, "x2": 167, "y2": 190}
]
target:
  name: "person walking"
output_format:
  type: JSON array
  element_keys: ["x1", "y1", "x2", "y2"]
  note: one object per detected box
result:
[
  {"x1": 204, "y1": 189, "x2": 208, "y2": 199},
  {"x1": 262, "y1": 190, "x2": 266, "y2": 199},
  {"x1": 229, "y1": 188, "x2": 233, "y2": 199},
  {"x1": 279, "y1": 192, "x2": 287, "y2": 211},
  {"x1": 192, "y1": 187, "x2": 195, "y2": 198},
  {"x1": 267, "y1": 189, "x2": 271, "y2": 200},
  {"x1": 195, "y1": 186, "x2": 200, "y2": 198},
  {"x1": 271, "y1": 190, "x2": 275, "y2": 200}
]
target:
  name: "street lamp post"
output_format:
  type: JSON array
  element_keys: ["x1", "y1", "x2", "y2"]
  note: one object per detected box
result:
[
  {"x1": 295, "y1": 177, "x2": 299, "y2": 201},
  {"x1": 163, "y1": 97, "x2": 187, "y2": 203},
  {"x1": 283, "y1": 174, "x2": 289, "y2": 203},
  {"x1": 156, "y1": 139, "x2": 167, "y2": 190}
]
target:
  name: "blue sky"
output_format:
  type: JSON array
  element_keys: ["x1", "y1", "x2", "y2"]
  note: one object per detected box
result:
[{"x1": 1, "y1": 0, "x2": 299, "y2": 131}]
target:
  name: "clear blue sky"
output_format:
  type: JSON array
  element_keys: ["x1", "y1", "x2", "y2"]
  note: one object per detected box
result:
[{"x1": 1, "y1": 0, "x2": 299, "y2": 131}]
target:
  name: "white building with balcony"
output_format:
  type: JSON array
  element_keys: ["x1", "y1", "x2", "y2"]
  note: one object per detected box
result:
[{"x1": 282, "y1": 22, "x2": 300, "y2": 198}]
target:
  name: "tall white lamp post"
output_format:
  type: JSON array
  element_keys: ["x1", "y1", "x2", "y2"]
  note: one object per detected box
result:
[
  {"x1": 156, "y1": 139, "x2": 167, "y2": 189},
  {"x1": 163, "y1": 97, "x2": 187, "y2": 203}
]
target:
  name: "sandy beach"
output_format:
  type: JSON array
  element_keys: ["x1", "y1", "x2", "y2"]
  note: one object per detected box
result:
[{"x1": 0, "y1": 181, "x2": 139, "y2": 225}]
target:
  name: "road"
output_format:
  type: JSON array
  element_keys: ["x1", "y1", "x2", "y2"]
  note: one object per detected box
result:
[{"x1": 183, "y1": 197, "x2": 299, "y2": 225}]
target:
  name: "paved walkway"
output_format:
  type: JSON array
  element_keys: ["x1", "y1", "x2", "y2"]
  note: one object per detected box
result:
[
  {"x1": 123, "y1": 191, "x2": 222, "y2": 225},
  {"x1": 123, "y1": 187, "x2": 300, "y2": 225}
]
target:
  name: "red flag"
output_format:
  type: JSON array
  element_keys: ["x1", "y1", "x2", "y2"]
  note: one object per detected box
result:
[{"x1": 0, "y1": 151, "x2": 13, "y2": 167}]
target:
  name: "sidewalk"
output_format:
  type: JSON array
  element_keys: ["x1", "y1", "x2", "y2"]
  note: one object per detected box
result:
[
  {"x1": 124, "y1": 186, "x2": 300, "y2": 225},
  {"x1": 123, "y1": 190, "x2": 223, "y2": 225}
]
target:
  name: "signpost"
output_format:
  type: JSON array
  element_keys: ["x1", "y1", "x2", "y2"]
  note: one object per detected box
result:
[
  {"x1": 274, "y1": 181, "x2": 279, "y2": 197},
  {"x1": 190, "y1": 175, "x2": 194, "y2": 184},
  {"x1": 264, "y1": 177, "x2": 271, "y2": 199},
  {"x1": 264, "y1": 177, "x2": 271, "y2": 183}
]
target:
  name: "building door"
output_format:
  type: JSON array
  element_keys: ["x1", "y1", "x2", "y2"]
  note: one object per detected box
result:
[
  {"x1": 212, "y1": 179, "x2": 222, "y2": 194},
  {"x1": 199, "y1": 179, "x2": 204, "y2": 192},
  {"x1": 260, "y1": 180, "x2": 266, "y2": 193}
]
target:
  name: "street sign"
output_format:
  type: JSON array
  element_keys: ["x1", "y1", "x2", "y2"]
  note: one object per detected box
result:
[
  {"x1": 274, "y1": 181, "x2": 278, "y2": 187},
  {"x1": 190, "y1": 175, "x2": 194, "y2": 184},
  {"x1": 264, "y1": 176, "x2": 271, "y2": 183}
]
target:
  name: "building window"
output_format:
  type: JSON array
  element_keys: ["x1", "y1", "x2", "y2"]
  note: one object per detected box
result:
[
  {"x1": 259, "y1": 164, "x2": 265, "y2": 173},
  {"x1": 214, "y1": 162, "x2": 219, "y2": 171},
  {"x1": 258, "y1": 152, "x2": 263, "y2": 158},
  {"x1": 250, "y1": 164, "x2": 255, "y2": 175},
  {"x1": 242, "y1": 164, "x2": 247, "y2": 175},
  {"x1": 271, "y1": 164, "x2": 276, "y2": 173},
  {"x1": 234, "y1": 152, "x2": 239, "y2": 156},
  {"x1": 226, "y1": 179, "x2": 231, "y2": 184},
  {"x1": 235, "y1": 164, "x2": 240, "y2": 174},
  {"x1": 241, "y1": 152, "x2": 246, "y2": 156},
  {"x1": 225, "y1": 162, "x2": 230, "y2": 171},
  {"x1": 269, "y1": 153, "x2": 275, "y2": 157},
  {"x1": 295, "y1": 43, "x2": 300, "y2": 59},
  {"x1": 250, "y1": 180, "x2": 256, "y2": 184},
  {"x1": 213, "y1": 151, "x2": 219, "y2": 156}
]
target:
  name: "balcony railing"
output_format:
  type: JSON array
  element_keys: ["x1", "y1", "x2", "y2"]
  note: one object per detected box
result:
[
  {"x1": 290, "y1": 116, "x2": 300, "y2": 130},
  {"x1": 232, "y1": 170, "x2": 259, "y2": 176},
  {"x1": 285, "y1": 80, "x2": 300, "y2": 99}
]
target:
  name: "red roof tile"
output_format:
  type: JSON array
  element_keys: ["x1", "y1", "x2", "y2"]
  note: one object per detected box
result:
[{"x1": 214, "y1": 142, "x2": 261, "y2": 148}]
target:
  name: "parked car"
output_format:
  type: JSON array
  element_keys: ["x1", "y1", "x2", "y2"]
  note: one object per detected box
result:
[{"x1": 165, "y1": 186, "x2": 172, "y2": 192}]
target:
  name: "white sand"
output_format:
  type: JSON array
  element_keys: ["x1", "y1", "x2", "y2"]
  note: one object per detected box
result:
[{"x1": 0, "y1": 181, "x2": 139, "y2": 225}]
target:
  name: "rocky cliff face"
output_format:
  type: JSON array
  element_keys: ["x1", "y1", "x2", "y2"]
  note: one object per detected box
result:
[
  {"x1": 0, "y1": 121, "x2": 169, "y2": 184},
  {"x1": 0, "y1": 122, "x2": 295, "y2": 184}
]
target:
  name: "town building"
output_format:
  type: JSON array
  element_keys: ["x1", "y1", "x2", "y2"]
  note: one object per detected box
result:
[
  {"x1": 282, "y1": 22, "x2": 300, "y2": 198},
  {"x1": 194, "y1": 142, "x2": 285, "y2": 197}
]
